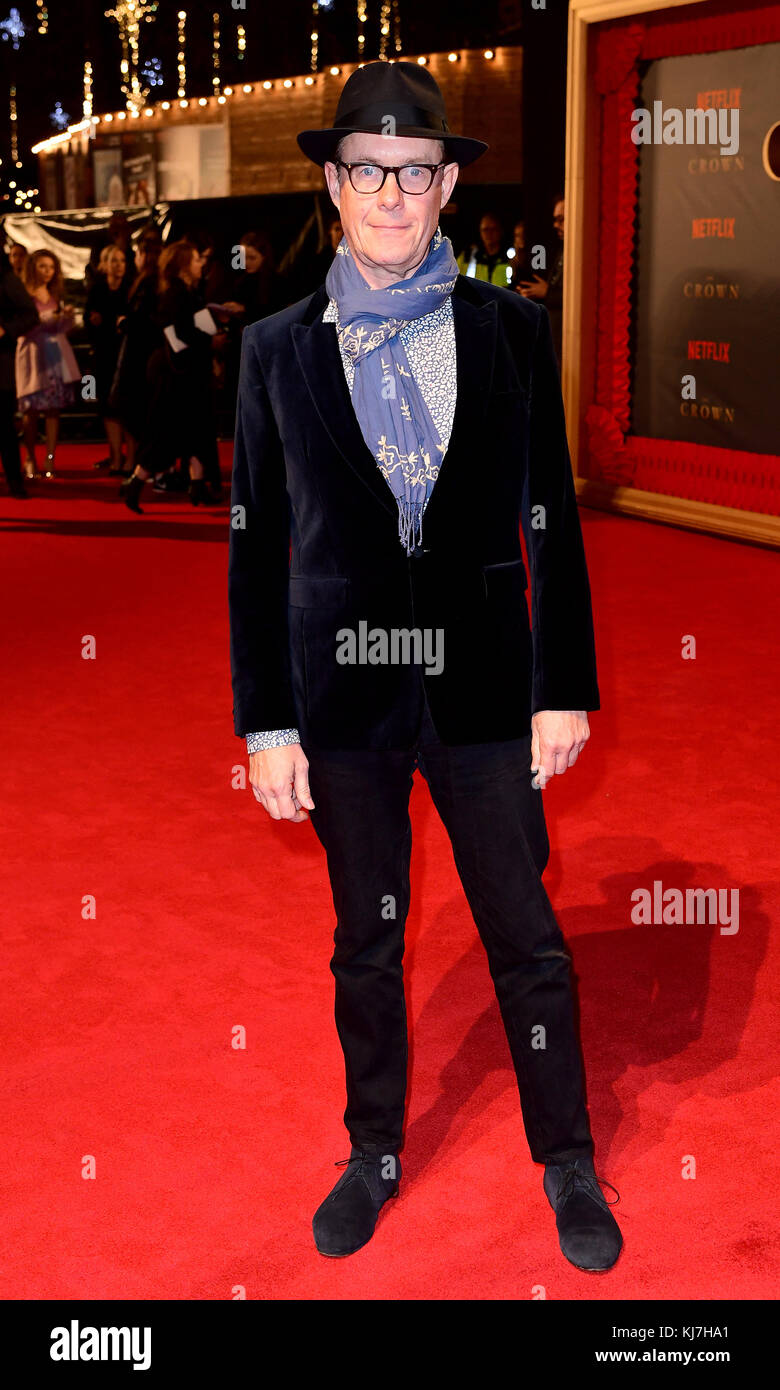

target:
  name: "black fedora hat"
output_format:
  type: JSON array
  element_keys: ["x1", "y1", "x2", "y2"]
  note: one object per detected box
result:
[{"x1": 297, "y1": 61, "x2": 488, "y2": 168}]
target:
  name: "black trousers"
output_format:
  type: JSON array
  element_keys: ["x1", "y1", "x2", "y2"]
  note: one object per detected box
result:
[
  {"x1": 135, "y1": 350, "x2": 221, "y2": 488},
  {"x1": 303, "y1": 679, "x2": 594, "y2": 1166},
  {"x1": 0, "y1": 389, "x2": 22, "y2": 487}
]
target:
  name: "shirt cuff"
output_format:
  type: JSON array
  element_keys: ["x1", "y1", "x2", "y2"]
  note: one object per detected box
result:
[{"x1": 246, "y1": 728, "x2": 301, "y2": 753}]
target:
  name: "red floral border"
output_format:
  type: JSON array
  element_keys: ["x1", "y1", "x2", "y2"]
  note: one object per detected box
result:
[{"x1": 584, "y1": 0, "x2": 780, "y2": 514}]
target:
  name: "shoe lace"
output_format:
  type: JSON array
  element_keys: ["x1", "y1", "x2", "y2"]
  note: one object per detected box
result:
[
  {"x1": 559, "y1": 1165, "x2": 620, "y2": 1207},
  {"x1": 334, "y1": 1151, "x2": 385, "y2": 1170}
]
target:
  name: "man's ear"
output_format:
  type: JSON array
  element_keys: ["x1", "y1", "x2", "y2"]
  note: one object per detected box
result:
[
  {"x1": 324, "y1": 161, "x2": 341, "y2": 208},
  {"x1": 441, "y1": 162, "x2": 459, "y2": 205}
]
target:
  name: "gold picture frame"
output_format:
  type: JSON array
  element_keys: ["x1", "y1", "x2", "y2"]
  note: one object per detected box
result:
[{"x1": 564, "y1": 0, "x2": 779, "y2": 547}]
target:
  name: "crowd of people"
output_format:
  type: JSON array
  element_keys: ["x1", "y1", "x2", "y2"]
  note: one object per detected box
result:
[
  {"x1": 0, "y1": 214, "x2": 288, "y2": 510},
  {"x1": 0, "y1": 197, "x2": 564, "y2": 507},
  {"x1": 456, "y1": 197, "x2": 566, "y2": 360}
]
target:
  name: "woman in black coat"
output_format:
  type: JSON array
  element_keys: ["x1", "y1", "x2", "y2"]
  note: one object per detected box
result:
[
  {"x1": 0, "y1": 246, "x2": 38, "y2": 497},
  {"x1": 108, "y1": 237, "x2": 161, "y2": 450},
  {"x1": 85, "y1": 243, "x2": 129, "y2": 472},
  {"x1": 121, "y1": 239, "x2": 221, "y2": 513}
]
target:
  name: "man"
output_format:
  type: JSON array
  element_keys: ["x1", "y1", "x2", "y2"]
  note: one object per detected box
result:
[
  {"x1": 519, "y1": 195, "x2": 565, "y2": 364},
  {"x1": 228, "y1": 64, "x2": 622, "y2": 1272},
  {"x1": 506, "y1": 218, "x2": 533, "y2": 288},
  {"x1": 0, "y1": 245, "x2": 38, "y2": 497},
  {"x1": 456, "y1": 211, "x2": 513, "y2": 287}
]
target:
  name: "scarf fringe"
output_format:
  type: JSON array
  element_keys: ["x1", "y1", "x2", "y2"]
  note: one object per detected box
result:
[{"x1": 398, "y1": 498, "x2": 425, "y2": 556}]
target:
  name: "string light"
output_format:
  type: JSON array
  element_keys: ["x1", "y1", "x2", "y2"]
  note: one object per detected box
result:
[
  {"x1": 310, "y1": 2, "x2": 318, "y2": 73},
  {"x1": 236, "y1": 23, "x2": 245, "y2": 62},
  {"x1": 379, "y1": 1, "x2": 391, "y2": 60},
  {"x1": 36, "y1": 0, "x2": 48, "y2": 35},
  {"x1": 9, "y1": 84, "x2": 18, "y2": 163},
  {"x1": 212, "y1": 11, "x2": 220, "y2": 96},
  {"x1": 357, "y1": 0, "x2": 366, "y2": 57},
  {"x1": 392, "y1": 0, "x2": 401, "y2": 55},
  {"x1": 83, "y1": 60, "x2": 93, "y2": 119},
  {"x1": 50, "y1": 101, "x2": 69, "y2": 131},
  {"x1": 0, "y1": 8, "x2": 26, "y2": 49},
  {"x1": 105, "y1": 2, "x2": 157, "y2": 115},
  {"x1": 30, "y1": 43, "x2": 504, "y2": 160},
  {"x1": 141, "y1": 56, "x2": 162, "y2": 89},
  {"x1": 177, "y1": 10, "x2": 186, "y2": 100}
]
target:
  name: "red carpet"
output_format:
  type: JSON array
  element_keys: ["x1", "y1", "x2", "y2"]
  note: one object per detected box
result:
[{"x1": 1, "y1": 443, "x2": 778, "y2": 1300}]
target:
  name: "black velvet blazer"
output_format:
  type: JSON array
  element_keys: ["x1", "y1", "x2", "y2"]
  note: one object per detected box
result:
[{"x1": 228, "y1": 274, "x2": 599, "y2": 749}]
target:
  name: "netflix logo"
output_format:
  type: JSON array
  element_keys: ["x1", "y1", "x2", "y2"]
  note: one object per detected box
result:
[
  {"x1": 692, "y1": 216, "x2": 735, "y2": 238},
  {"x1": 687, "y1": 340, "x2": 730, "y2": 362},
  {"x1": 695, "y1": 88, "x2": 741, "y2": 109}
]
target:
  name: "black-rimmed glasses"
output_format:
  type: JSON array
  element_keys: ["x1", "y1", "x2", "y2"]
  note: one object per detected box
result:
[{"x1": 335, "y1": 160, "x2": 445, "y2": 194}]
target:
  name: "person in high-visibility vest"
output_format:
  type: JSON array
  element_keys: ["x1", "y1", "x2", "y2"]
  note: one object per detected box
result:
[{"x1": 456, "y1": 212, "x2": 513, "y2": 288}]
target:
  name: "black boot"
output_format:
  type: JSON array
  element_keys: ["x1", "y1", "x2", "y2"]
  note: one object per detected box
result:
[
  {"x1": 543, "y1": 1156, "x2": 623, "y2": 1271},
  {"x1": 121, "y1": 474, "x2": 145, "y2": 514},
  {"x1": 313, "y1": 1147, "x2": 401, "y2": 1257},
  {"x1": 188, "y1": 476, "x2": 208, "y2": 506}
]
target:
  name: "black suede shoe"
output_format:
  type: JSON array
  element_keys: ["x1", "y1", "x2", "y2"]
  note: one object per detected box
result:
[
  {"x1": 313, "y1": 1147, "x2": 401, "y2": 1257},
  {"x1": 543, "y1": 1156, "x2": 623, "y2": 1271}
]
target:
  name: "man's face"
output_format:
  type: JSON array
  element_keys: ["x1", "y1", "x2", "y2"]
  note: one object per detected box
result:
[
  {"x1": 324, "y1": 133, "x2": 458, "y2": 287},
  {"x1": 479, "y1": 217, "x2": 502, "y2": 256},
  {"x1": 513, "y1": 222, "x2": 525, "y2": 253},
  {"x1": 553, "y1": 200, "x2": 565, "y2": 241},
  {"x1": 328, "y1": 219, "x2": 343, "y2": 252}
]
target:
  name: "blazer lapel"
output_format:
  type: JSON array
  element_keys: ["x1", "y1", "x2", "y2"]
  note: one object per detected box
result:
[
  {"x1": 291, "y1": 289, "x2": 397, "y2": 518},
  {"x1": 290, "y1": 275, "x2": 499, "y2": 525},
  {"x1": 422, "y1": 281, "x2": 498, "y2": 528}
]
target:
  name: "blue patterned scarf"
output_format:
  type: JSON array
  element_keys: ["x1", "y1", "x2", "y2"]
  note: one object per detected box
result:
[{"x1": 325, "y1": 228, "x2": 459, "y2": 553}]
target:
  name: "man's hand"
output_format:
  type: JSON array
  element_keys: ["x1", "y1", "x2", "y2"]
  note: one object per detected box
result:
[
  {"x1": 518, "y1": 275, "x2": 549, "y2": 300},
  {"x1": 530, "y1": 710, "x2": 590, "y2": 789},
  {"x1": 249, "y1": 743, "x2": 315, "y2": 822}
]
